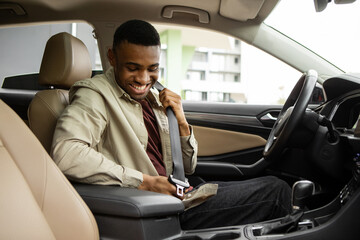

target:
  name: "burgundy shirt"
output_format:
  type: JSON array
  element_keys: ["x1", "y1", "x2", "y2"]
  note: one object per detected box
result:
[{"x1": 139, "y1": 99, "x2": 167, "y2": 176}]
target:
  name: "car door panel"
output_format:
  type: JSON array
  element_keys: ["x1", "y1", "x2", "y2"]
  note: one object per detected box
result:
[
  {"x1": 193, "y1": 126, "x2": 266, "y2": 157},
  {"x1": 183, "y1": 102, "x2": 282, "y2": 180}
]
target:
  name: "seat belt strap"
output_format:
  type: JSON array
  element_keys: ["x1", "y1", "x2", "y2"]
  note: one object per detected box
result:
[{"x1": 153, "y1": 82, "x2": 190, "y2": 197}]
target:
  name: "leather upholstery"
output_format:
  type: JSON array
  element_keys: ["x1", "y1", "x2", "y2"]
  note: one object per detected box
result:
[
  {"x1": 28, "y1": 32, "x2": 92, "y2": 153},
  {"x1": 193, "y1": 125, "x2": 266, "y2": 156},
  {"x1": 28, "y1": 89, "x2": 69, "y2": 152},
  {"x1": 0, "y1": 99, "x2": 99, "y2": 239},
  {"x1": 39, "y1": 32, "x2": 92, "y2": 88}
]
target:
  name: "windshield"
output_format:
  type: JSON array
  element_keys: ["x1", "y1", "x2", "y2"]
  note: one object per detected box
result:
[{"x1": 266, "y1": 1, "x2": 360, "y2": 73}]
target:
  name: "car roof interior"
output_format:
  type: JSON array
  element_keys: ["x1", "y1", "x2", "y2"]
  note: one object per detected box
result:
[
  {"x1": 0, "y1": 0, "x2": 278, "y2": 27},
  {"x1": 0, "y1": 0, "x2": 278, "y2": 53}
]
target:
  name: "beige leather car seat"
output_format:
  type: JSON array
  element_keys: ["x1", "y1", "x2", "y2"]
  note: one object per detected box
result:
[
  {"x1": 0, "y1": 99, "x2": 99, "y2": 239},
  {"x1": 28, "y1": 32, "x2": 92, "y2": 153}
]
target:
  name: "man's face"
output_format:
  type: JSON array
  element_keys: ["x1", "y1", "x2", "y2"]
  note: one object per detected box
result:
[{"x1": 108, "y1": 41, "x2": 160, "y2": 100}]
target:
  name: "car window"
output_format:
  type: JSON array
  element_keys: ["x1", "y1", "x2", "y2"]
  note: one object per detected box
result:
[
  {"x1": 0, "y1": 22, "x2": 101, "y2": 87},
  {"x1": 155, "y1": 24, "x2": 302, "y2": 105}
]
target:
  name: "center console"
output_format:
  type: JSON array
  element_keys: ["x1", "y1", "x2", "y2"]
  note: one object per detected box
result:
[{"x1": 177, "y1": 179, "x2": 360, "y2": 240}]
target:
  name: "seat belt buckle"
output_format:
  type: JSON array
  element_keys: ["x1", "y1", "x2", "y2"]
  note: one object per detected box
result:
[
  {"x1": 176, "y1": 185, "x2": 185, "y2": 197},
  {"x1": 168, "y1": 175, "x2": 190, "y2": 197}
]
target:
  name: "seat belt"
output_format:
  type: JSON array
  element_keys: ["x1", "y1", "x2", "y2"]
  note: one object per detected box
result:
[{"x1": 154, "y1": 82, "x2": 190, "y2": 197}]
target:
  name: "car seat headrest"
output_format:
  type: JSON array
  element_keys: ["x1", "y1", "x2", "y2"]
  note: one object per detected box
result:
[{"x1": 39, "y1": 32, "x2": 92, "y2": 89}]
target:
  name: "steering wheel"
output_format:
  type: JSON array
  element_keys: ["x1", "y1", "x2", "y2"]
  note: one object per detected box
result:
[{"x1": 263, "y1": 70, "x2": 318, "y2": 161}]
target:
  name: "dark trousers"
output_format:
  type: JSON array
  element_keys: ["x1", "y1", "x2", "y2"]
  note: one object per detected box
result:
[{"x1": 179, "y1": 176, "x2": 292, "y2": 230}]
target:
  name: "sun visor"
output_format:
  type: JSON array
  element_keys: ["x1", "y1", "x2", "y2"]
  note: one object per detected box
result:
[{"x1": 219, "y1": 0, "x2": 265, "y2": 21}]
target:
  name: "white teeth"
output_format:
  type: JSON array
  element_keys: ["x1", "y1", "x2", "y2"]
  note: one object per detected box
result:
[{"x1": 132, "y1": 85, "x2": 146, "y2": 90}]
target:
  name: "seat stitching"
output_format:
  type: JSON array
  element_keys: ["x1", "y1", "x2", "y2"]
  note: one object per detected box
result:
[{"x1": 40, "y1": 151, "x2": 48, "y2": 210}]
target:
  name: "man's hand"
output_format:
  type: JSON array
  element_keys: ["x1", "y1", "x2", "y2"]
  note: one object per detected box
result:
[
  {"x1": 159, "y1": 88, "x2": 190, "y2": 136},
  {"x1": 138, "y1": 174, "x2": 184, "y2": 200}
]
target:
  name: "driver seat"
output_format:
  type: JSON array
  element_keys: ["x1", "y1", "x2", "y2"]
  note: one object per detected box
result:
[{"x1": 0, "y1": 99, "x2": 99, "y2": 239}]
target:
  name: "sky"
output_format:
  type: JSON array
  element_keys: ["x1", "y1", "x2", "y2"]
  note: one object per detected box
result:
[{"x1": 266, "y1": 0, "x2": 360, "y2": 73}]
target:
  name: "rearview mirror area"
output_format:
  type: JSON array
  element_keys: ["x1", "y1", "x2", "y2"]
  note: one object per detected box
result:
[{"x1": 314, "y1": 0, "x2": 357, "y2": 12}]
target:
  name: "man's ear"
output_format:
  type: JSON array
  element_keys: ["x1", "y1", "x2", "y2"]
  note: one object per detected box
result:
[{"x1": 107, "y1": 48, "x2": 116, "y2": 66}]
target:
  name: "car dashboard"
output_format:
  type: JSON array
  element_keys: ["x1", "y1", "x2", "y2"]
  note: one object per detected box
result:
[
  {"x1": 321, "y1": 73, "x2": 360, "y2": 128},
  {"x1": 321, "y1": 74, "x2": 360, "y2": 152}
]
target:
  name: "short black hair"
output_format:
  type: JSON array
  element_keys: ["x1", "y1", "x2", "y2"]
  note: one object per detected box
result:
[{"x1": 113, "y1": 19, "x2": 160, "y2": 50}]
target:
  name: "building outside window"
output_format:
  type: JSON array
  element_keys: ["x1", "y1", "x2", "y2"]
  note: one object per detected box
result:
[
  {"x1": 201, "y1": 92, "x2": 208, "y2": 101},
  {"x1": 156, "y1": 24, "x2": 299, "y2": 104},
  {"x1": 234, "y1": 57, "x2": 239, "y2": 64}
]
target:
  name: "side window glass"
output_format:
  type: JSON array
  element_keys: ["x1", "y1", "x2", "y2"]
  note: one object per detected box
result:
[
  {"x1": 155, "y1": 24, "x2": 302, "y2": 105},
  {"x1": 0, "y1": 22, "x2": 102, "y2": 88}
]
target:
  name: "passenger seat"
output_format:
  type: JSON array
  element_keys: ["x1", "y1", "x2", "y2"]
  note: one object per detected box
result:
[{"x1": 28, "y1": 32, "x2": 92, "y2": 153}]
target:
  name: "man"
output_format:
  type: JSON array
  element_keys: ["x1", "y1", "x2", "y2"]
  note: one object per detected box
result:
[{"x1": 52, "y1": 19, "x2": 291, "y2": 230}]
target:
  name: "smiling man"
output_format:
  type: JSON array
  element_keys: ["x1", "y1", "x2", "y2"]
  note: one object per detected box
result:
[
  {"x1": 51, "y1": 20, "x2": 291, "y2": 230},
  {"x1": 52, "y1": 20, "x2": 195, "y2": 198}
]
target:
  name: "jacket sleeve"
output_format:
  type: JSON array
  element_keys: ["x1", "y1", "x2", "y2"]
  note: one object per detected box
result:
[
  {"x1": 180, "y1": 125, "x2": 198, "y2": 175},
  {"x1": 51, "y1": 87, "x2": 143, "y2": 188}
]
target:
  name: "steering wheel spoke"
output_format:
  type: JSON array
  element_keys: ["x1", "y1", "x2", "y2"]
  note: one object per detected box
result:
[{"x1": 263, "y1": 70, "x2": 318, "y2": 161}]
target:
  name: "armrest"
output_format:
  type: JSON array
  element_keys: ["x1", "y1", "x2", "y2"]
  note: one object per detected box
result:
[{"x1": 73, "y1": 183, "x2": 184, "y2": 218}]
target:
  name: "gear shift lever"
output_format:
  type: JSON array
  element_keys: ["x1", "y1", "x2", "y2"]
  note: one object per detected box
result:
[
  {"x1": 259, "y1": 180, "x2": 315, "y2": 235},
  {"x1": 292, "y1": 180, "x2": 315, "y2": 211}
]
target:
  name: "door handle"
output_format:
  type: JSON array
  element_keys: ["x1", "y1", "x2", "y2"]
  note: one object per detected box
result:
[
  {"x1": 259, "y1": 112, "x2": 279, "y2": 127},
  {"x1": 260, "y1": 113, "x2": 277, "y2": 121}
]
